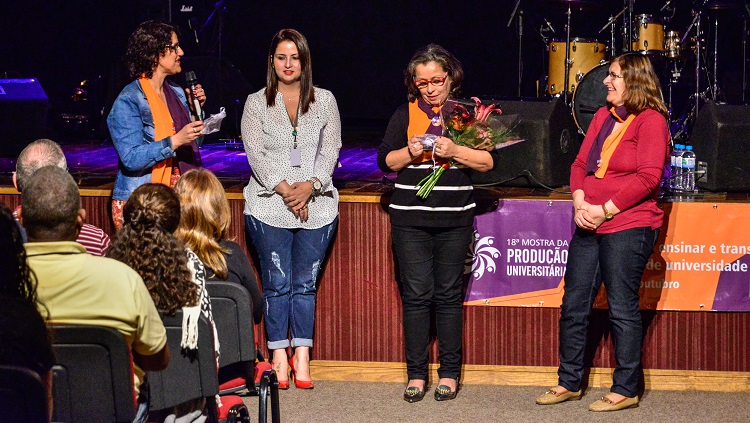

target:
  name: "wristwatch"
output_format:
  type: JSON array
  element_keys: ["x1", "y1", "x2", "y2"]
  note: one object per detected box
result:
[
  {"x1": 309, "y1": 177, "x2": 322, "y2": 196},
  {"x1": 601, "y1": 204, "x2": 614, "y2": 220}
]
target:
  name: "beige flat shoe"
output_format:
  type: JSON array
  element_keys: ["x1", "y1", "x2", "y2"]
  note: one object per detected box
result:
[
  {"x1": 589, "y1": 395, "x2": 639, "y2": 412},
  {"x1": 535, "y1": 387, "x2": 582, "y2": 405}
]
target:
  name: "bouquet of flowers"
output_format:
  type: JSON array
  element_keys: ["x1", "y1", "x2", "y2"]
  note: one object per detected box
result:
[{"x1": 415, "y1": 97, "x2": 521, "y2": 198}]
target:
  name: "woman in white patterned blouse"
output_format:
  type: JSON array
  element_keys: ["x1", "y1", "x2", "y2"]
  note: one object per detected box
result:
[{"x1": 240, "y1": 28, "x2": 341, "y2": 390}]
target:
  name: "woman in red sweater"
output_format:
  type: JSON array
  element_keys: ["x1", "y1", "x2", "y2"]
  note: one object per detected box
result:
[{"x1": 536, "y1": 53, "x2": 670, "y2": 411}]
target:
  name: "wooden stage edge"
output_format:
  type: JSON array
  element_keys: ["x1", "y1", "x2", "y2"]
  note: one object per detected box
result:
[{"x1": 310, "y1": 360, "x2": 750, "y2": 393}]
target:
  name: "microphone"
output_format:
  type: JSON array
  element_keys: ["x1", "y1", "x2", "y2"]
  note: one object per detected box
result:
[
  {"x1": 660, "y1": 0, "x2": 672, "y2": 12},
  {"x1": 185, "y1": 71, "x2": 203, "y2": 121},
  {"x1": 543, "y1": 17, "x2": 556, "y2": 34}
]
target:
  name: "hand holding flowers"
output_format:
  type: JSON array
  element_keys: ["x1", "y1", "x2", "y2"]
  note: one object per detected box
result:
[{"x1": 415, "y1": 98, "x2": 522, "y2": 198}]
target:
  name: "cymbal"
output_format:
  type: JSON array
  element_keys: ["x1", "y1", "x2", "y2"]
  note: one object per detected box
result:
[
  {"x1": 544, "y1": 0, "x2": 601, "y2": 10},
  {"x1": 703, "y1": 0, "x2": 746, "y2": 10}
]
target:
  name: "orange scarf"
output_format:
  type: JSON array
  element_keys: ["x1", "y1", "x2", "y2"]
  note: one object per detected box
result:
[
  {"x1": 138, "y1": 78, "x2": 174, "y2": 185},
  {"x1": 407, "y1": 100, "x2": 441, "y2": 164},
  {"x1": 595, "y1": 108, "x2": 636, "y2": 178}
]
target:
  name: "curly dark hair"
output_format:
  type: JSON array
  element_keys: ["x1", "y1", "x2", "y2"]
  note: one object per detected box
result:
[
  {"x1": 125, "y1": 20, "x2": 180, "y2": 79},
  {"x1": 106, "y1": 184, "x2": 198, "y2": 314},
  {"x1": 0, "y1": 204, "x2": 37, "y2": 303},
  {"x1": 404, "y1": 44, "x2": 464, "y2": 103}
]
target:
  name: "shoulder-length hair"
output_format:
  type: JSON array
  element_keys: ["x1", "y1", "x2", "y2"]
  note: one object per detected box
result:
[
  {"x1": 125, "y1": 20, "x2": 179, "y2": 79},
  {"x1": 615, "y1": 53, "x2": 669, "y2": 118},
  {"x1": 265, "y1": 28, "x2": 315, "y2": 114},
  {"x1": 106, "y1": 183, "x2": 198, "y2": 315},
  {"x1": 174, "y1": 169, "x2": 232, "y2": 280},
  {"x1": 404, "y1": 44, "x2": 464, "y2": 103},
  {"x1": 0, "y1": 204, "x2": 36, "y2": 303}
]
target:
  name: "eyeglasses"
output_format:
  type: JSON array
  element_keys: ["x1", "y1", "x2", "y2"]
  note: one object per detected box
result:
[
  {"x1": 414, "y1": 74, "x2": 448, "y2": 89},
  {"x1": 165, "y1": 42, "x2": 182, "y2": 53},
  {"x1": 606, "y1": 71, "x2": 623, "y2": 79}
]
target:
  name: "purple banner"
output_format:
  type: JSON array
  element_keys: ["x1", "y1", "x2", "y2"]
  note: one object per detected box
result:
[{"x1": 465, "y1": 199, "x2": 574, "y2": 303}]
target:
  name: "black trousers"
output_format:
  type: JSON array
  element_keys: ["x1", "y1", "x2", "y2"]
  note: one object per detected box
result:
[{"x1": 391, "y1": 224, "x2": 473, "y2": 381}]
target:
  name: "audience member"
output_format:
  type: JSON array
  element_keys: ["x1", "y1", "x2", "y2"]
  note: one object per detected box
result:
[
  {"x1": 0, "y1": 204, "x2": 54, "y2": 420},
  {"x1": 23, "y1": 166, "x2": 168, "y2": 423},
  {"x1": 14, "y1": 138, "x2": 111, "y2": 255},
  {"x1": 107, "y1": 183, "x2": 219, "y2": 355},
  {"x1": 106, "y1": 183, "x2": 218, "y2": 422},
  {"x1": 174, "y1": 169, "x2": 263, "y2": 324},
  {"x1": 0, "y1": 204, "x2": 37, "y2": 301}
]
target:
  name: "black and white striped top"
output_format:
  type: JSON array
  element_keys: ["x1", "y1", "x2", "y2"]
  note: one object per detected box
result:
[{"x1": 377, "y1": 103, "x2": 498, "y2": 228}]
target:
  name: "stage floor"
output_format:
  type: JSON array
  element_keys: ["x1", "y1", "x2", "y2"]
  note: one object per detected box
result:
[
  {"x1": 1, "y1": 127, "x2": 747, "y2": 203},
  {"x1": 0, "y1": 126, "x2": 573, "y2": 201},
  {"x1": 0, "y1": 126, "x2": 391, "y2": 194}
]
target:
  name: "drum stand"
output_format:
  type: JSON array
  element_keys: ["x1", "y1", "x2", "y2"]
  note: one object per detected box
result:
[
  {"x1": 623, "y1": 0, "x2": 635, "y2": 53},
  {"x1": 600, "y1": 7, "x2": 626, "y2": 59},
  {"x1": 563, "y1": 4, "x2": 572, "y2": 104},
  {"x1": 507, "y1": 0, "x2": 524, "y2": 97}
]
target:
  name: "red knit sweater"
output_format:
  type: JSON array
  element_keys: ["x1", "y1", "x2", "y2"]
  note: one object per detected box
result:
[{"x1": 570, "y1": 107, "x2": 670, "y2": 234}]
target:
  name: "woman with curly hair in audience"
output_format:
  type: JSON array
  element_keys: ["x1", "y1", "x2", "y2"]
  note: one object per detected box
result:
[
  {"x1": 0, "y1": 204, "x2": 55, "y2": 420},
  {"x1": 106, "y1": 183, "x2": 220, "y2": 420},
  {"x1": 0, "y1": 204, "x2": 37, "y2": 302},
  {"x1": 174, "y1": 168, "x2": 264, "y2": 325}
]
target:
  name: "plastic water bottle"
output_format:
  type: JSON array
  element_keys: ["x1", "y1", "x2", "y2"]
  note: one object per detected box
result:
[
  {"x1": 682, "y1": 145, "x2": 696, "y2": 192},
  {"x1": 670, "y1": 144, "x2": 684, "y2": 191}
]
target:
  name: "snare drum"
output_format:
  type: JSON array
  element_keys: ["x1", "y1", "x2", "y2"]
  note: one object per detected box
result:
[
  {"x1": 632, "y1": 14, "x2": 664, "y2": 54},
  {"x1": 547, "y1": 38, "x2": 606, "y2": 95},
  {"x1": 664, "y1": 30, "x2": 682, "y2": 59}
]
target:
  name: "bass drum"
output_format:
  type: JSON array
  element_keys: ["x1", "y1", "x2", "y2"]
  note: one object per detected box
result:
[{"x1": 572, "y1": 63, "x2": 610, "y2": 135}]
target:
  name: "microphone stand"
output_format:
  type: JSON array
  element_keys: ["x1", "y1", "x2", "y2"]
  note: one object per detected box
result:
[{"x1": 507, "y1": 0, "x2": 523, "y2": 97}]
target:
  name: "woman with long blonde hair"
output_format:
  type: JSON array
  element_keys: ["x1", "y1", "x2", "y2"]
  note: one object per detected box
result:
[{"x1": 174, "y1": 169, "x2": 263, "y2": 325}]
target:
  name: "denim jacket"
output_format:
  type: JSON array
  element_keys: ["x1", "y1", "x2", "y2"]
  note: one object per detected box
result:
[{"x1": 107, "y1": 79, "x2": 199, "y2": 201}]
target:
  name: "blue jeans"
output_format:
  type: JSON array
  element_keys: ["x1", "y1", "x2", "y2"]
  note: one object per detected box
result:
[
  {"x1": 245, "y1": 215, "x2": 338, "y2": 349},
  {"x1": 558, "y1": 226, "x2": 659, "y2": 397},
  {"x1": 391, "y1": 225, "x2": 473, "y2": 381}
]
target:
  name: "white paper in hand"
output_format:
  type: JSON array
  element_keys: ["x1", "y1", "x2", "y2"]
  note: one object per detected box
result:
[{"x1": 200, "y1": 107, "x2": 226, "y2": 134}]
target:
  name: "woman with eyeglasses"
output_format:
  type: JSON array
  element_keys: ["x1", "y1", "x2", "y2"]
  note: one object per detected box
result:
[
  {"x1": 377, "y1": 44, "x2": 499, "y2": 403},
  {"x1": 107, "y1": 20, "x2": 206, "y2": 230},
  {"x1": 241, "y1": 29, "x2": 340, "y2": 390},
  {"x1": 535, "y1": 54, "x2": 669, "y2": 412}
]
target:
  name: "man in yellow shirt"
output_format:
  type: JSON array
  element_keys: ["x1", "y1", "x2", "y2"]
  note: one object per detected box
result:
[{"x1": 22, "y1": 165, "x2": 169, "y2": 423}]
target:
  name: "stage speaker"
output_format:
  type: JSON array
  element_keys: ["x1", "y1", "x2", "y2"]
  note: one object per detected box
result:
[
  {"x1": 0, "y1": 78, "x2": 49, "y2": 157},
  {"x1": 470, "y1": 97, "x2": 579, "y2": 187},
  {"x1": 689, "y1": 101, "x2": 750, "y2": 192}
]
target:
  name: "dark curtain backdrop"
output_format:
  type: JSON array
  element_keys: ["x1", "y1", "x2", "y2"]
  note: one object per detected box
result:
[{"x1": 1, "y1": 1, "x2": 745, "y2": 136}]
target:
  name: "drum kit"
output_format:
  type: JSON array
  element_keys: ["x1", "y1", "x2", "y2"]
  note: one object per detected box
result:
[{"x1": 538, "y1": 0, "x2": 750, "y2": 139}]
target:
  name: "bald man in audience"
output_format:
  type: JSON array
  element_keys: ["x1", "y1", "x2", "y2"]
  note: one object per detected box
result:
[
  {"x1": 13, "y1": 138, "x2": 111, "y2": 255},
  {"x1": 23, "y1": 166, "x2": 169, "y2": 423}
]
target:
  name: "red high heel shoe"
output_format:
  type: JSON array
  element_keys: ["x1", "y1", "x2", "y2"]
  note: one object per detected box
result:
[
  {"x1": 289, "y1": 356, "x2": 314, "y2": 389},
  {"x1": 272, "y1": 360, "x2": 290, "y2": 390}
]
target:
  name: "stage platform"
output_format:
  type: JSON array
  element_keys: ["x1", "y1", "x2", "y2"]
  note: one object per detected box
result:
[{"x1": 2, "y1": 129, "x2": 750, "y2": 392}]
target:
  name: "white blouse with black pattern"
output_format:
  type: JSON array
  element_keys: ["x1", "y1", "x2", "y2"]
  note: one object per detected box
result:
[{"x1": 240, "y1": 87, "x2": 341, "y2": 229}]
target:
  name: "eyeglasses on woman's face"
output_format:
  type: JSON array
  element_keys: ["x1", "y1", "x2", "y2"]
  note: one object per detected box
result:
[
  {"x1": 606, "y1": 71, "x2": 623, "y2": 79},
  {"x1": 165, "y1": 42, "x2": 182, "y2": 53},
  {"x1": 414, "y1": 74, "x2": 448, "y2": 89}
]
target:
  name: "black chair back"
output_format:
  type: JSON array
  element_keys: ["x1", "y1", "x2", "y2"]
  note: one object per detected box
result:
[
  {"x1": 148, "y1": 310, "x2": 219, "y2": 422},
  {"x1": 205, "y1": 281, "x2": 257, "y2": 393},
  {"x1": 50, "y1": 324, "x2": 136, "y2": 423},
  {"x1": 0, "y1": 365, "x2": 49, "y2": 423}
]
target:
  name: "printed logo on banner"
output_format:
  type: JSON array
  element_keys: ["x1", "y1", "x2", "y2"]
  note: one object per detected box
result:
[{"x1": 465, "y1": 232, "x2": 501, "y2": 280}]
